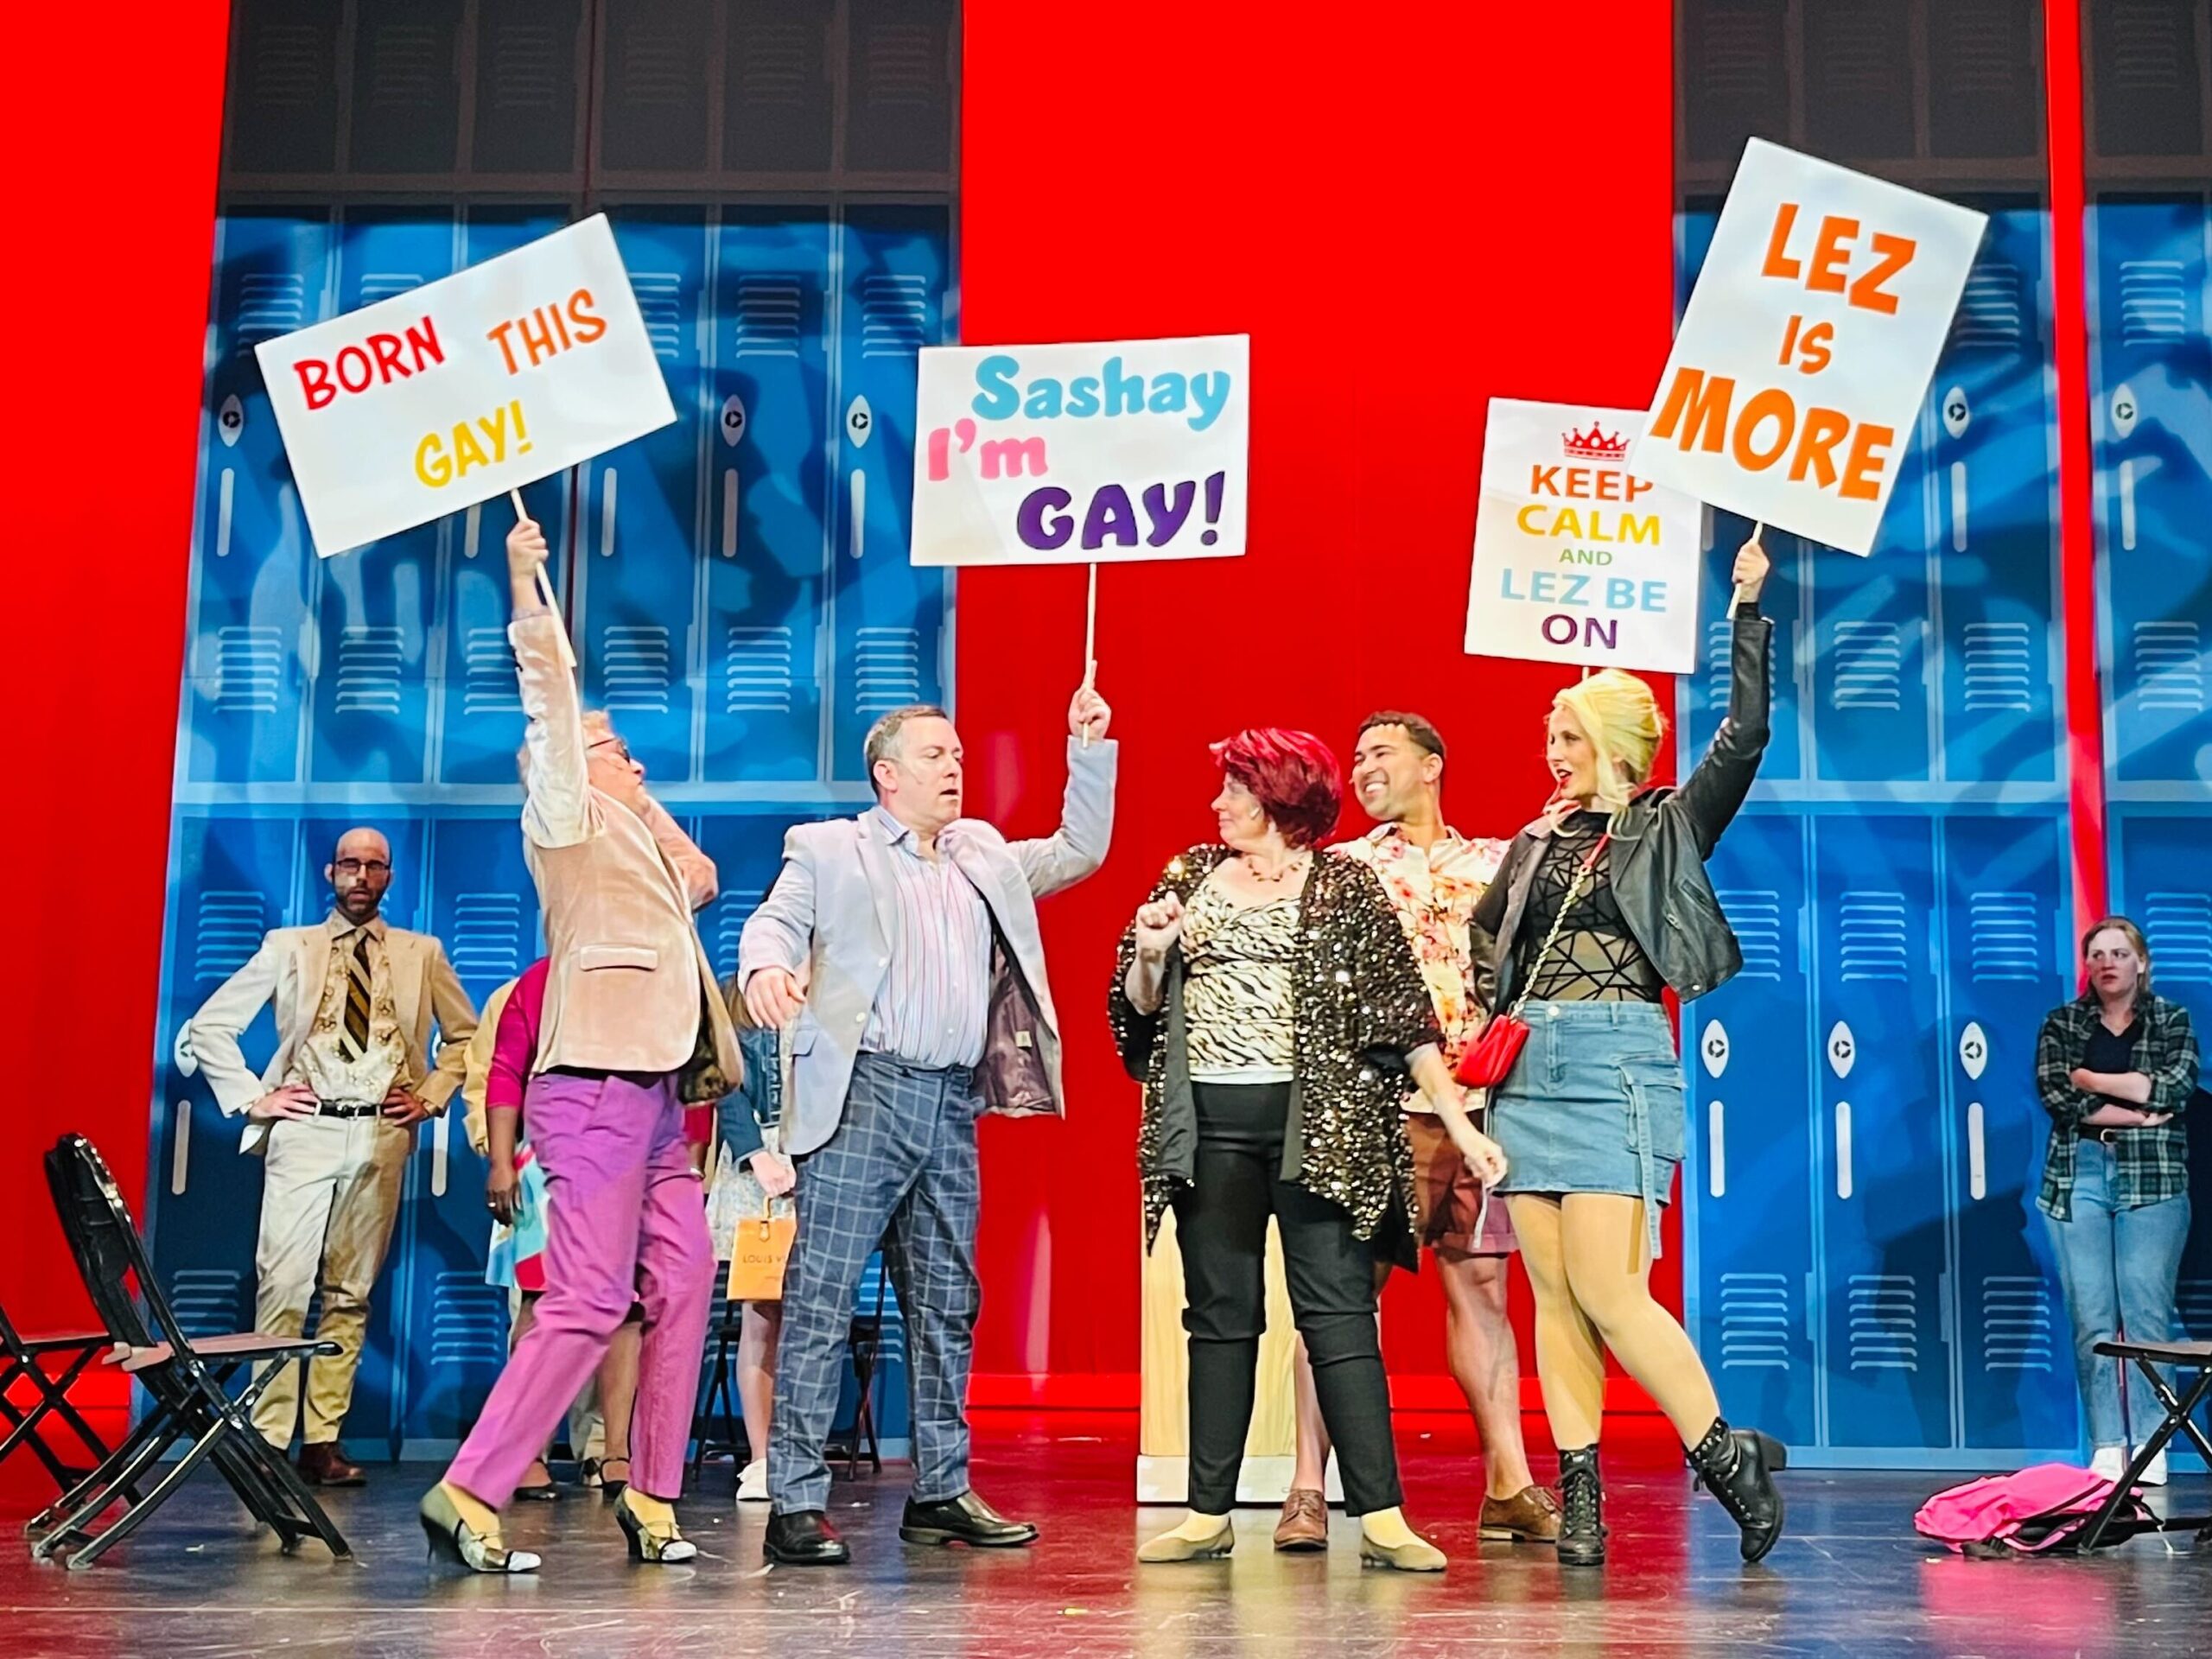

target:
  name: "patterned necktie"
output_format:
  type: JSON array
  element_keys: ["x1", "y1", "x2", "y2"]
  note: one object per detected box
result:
[{"x1": 341, "y1": 930, "x2": 374, "y2": 1058}]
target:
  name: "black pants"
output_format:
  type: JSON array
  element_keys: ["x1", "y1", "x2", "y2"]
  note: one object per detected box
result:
[{"x1": 1172, "y1": 1082, "x2": 1402, "y2": 1516}]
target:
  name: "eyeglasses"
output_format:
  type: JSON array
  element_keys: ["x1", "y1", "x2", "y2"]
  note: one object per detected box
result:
[
  {"x1": 333, "y1": 859, "x2": 391, "y2": 877},
  {"x1": 588, "y1": 736, "x2": 633, "y2": 765}
]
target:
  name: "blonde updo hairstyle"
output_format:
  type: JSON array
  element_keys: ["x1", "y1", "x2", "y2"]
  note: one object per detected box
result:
[{"x1": 1551, "y1": 670, "x2": 1668, "y2": 818}]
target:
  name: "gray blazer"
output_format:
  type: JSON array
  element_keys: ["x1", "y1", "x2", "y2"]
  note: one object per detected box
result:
[{"x1": 737, "y1": 737, "x2": 1117, "y2": 1157}]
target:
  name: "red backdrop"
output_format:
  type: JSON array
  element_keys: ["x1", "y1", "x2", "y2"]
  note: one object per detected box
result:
[
  {"x1": 2, "y1": 3, "x2": 1677, "y2": 1421},
  {"x1": 955, "y1": 2, "x2": 1679, "y2": 1403}
]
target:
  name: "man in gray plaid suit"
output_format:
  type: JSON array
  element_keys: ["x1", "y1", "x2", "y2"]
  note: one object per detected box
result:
[{"x1": 739, "y1": 686, "x2": 1116, "y2": 1565}]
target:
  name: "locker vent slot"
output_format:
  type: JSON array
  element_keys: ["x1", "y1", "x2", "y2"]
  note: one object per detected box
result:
[
  {"x1": 237, "y1": 273, "x2": 309, "y2": 353},
  {"x1": 1830, "y1": 620, "x2": 1904, "y2": 710},
  {"x1": 855, "y1": 1258, "x2": 906, "y2": 1355},
  {"x1": 1717, "y1": 1272, "x2": 1790, "y2": 1370},
  {"x1": 429, "y1": 1273, "x2": 510, "y2": 1366},
  {"x1": 1847, "y1": 1274, "x2": 1919, "y2": 1371},
  {"x1": 462, "y1": 626, "x2": 523, "y2": 715},
  {"x1": 242, "y1": 23, "x2": 324, "y2": 114},
  {"x1": 194, "y1": 891, "x2": 270, "y2": 986},
  {"x1": 859, "y1": 273, "x2": 931, "y2": 359},
  {"x1": 2141, "y1": 892, "x2": 2212, "y2": 985},
  {"x1": 1948, "y1": 260, "x2": 2026, "y2": 356},
  {"x1": 207, "y1": 626, "x2": 284, "y2": 714},
  {"x1": 359, "y1": 25, "x2": 439, "y2": 118},
  {"x1": 335, "y1": 626, "x2": 404, "y2": 715},
  {"x1": 450, "y1": 893, "x2": 524, "y2": 985},
  {"x1": 168, "y1": 1268, "x2": 245, "y2": 1340},
  {"x1": 601, "y1": 625, "x2": 673, "y2": 715},
  {"x1": 2131, "y1": 620, "x2": 2203, "y2": 712},
  {"x1": 1967, "y1": 892, "x2": 2041, "y2": 982},
  {"x1": 855, "y1": 19, "x2": 937, "y2": 112},
  {"x1": 2179, "y1": 1276, "x2": 2212, "y2": 1338},
  {"x1": 713, "y1": 898, "x2": 762, "y2": 982},
  {"x1": 1838, "y1": 891, "x2": 1910, "y2": 983},
  {"x1": 1979, "y1": 1274, "x2": 2054, "y2": 1372},
  {"x1": 612, "y1": 19, "x2": 691, "y2": 112},
  {"x1": 734, "y1": 21, "x2": 811, "y2": 110},
  {"x1": 631, "y1": 271, "x2": 686, "y2": 362},
  {"x1": 357, "y1": 271, "x2": 427, "y2": 304},
  {"x1": 1961, "y1": 620, "x2": 2034, "y2": 712},
  {"x1": 2118, "y1": 259, "x2": 2189, "y2": 345},
  {"x1": 1713, "y1": 889, "x2": 1783, "y2": 981},
  {"x1": 485, "y1": 17, "x2": 562, "y2": 115},
  {"x1": 853, "y1": 626, "x2": 924, "y2": 715},
  {"x1": 725, "y1": 626, "x2": 796, "y2": 714},
  {"x1": 734, "y1": 276, "x2": 804, "y2": 358}
]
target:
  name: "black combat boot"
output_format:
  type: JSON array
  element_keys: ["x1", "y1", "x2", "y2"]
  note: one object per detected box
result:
[
  {"x1": 1687, "y1": 1418, "x2": 1788, "y2": 1563},
  {"x1": 1555, "y1": 1445, "x2": 1606, "y2": 1567}
]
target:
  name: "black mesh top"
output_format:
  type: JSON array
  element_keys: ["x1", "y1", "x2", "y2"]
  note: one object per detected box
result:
[{"x1": 1513, "y1": 810, "x2": 1665, "y2": 1003}]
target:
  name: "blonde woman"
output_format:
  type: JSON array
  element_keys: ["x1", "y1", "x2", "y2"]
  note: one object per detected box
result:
[{"x1": 1467, "y1": 535, "x2": 1782, "y2": 1568}]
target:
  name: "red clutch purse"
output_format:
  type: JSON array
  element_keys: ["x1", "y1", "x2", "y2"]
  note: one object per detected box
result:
[{"x1": 1456, "y1": 831, "x2": 1611, "y2": 1090}]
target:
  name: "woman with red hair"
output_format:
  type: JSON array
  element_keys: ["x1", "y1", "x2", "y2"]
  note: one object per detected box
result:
[{"x1": 1111, "y1": 728, "x2": 1506, "y2": 1571}]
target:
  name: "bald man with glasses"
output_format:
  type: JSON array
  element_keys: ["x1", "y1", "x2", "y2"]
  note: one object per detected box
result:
[{"x1": 181, "y1": 826, "x2": 478, "y2": 1485}]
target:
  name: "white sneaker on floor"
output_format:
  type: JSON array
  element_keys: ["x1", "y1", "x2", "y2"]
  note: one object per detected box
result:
[
  {"x1": 738, "y1": 1459, "x2": 769, "y2": 1503},
  {"x1": 2090, "y1": 1445, "x2": 2126, "y2": 1481},
  {"x1": 2136, "y1": 1448, "x2": 2169, "y2": 1487}
]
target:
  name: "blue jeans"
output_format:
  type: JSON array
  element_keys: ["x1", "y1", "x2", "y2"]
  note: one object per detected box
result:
[{"x1": 2044, "y1": 1141, "x2": 2191, "y2": 1450}]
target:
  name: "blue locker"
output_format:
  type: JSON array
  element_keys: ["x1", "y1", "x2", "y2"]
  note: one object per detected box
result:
[
  {"x1": 306, "y1": 212, "x2": 454, "y2": 786},
  {"x1": 2088, "y1": 198, "x2": 2212, "y2": 785},
  {"x1": 437, "y1": 209, "x2": 575, "y2": 787},
  {"x1": 1683, "y1": 810, "x2": 1820, "y2": 1447},
  {"x1": 188, "y1": 213, "x2": 330, "y2": 786},
  {"x1": 579, "y1": 213, "x2": 711, "y2": 785},
  {"x1": 705, "y1": 212, "x2": 834, "y2": 783},
  {"x1": 389, "y1": 814, "x2": 540, "y2": 1447},
  {"x1": 1808, "y1": 813, "x2": 1952, "y2": 1451},
  {"x1": 1808, "y1": 452, "x2": 1934, "y2": 785},
  {"x1": 145, "y1": 814, "x2": 299, "y2": 1340},
  {"x1": 691, "y1": 812, "x2": 827, "y2": 983},
  {"x1": 1932, "y1": 207, "x2": 2061, "y2": 786},
  {"x1": 829, "y1": 207, "x2": 950, "y2": 781},
  {"x1": 1937, "y1": 811, "x2": 2075, "y2": 1452}
]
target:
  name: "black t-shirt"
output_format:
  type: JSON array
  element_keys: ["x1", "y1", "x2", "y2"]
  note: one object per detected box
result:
[{"x1": 2082, "y1": 1015, "x2": 2143, "y2": 1098}]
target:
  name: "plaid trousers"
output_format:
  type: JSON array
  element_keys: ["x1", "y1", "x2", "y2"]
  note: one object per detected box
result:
[{"x1": 769, "y1": 1052, "x2": 982, "y2": 1513}]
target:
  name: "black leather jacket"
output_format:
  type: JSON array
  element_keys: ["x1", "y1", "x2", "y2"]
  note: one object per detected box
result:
[{"x1": 1472, "y1": 609, "x2": 1773, "y2": 1012}]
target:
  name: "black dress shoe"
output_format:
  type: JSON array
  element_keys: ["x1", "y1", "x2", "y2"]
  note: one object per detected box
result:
[
  {"x1": 899, "y1": 1490, "x2": 1039, "y2": 1548},
  {"x1": 765, "y1": 1509, "x2": 851, "y2": 1566}
]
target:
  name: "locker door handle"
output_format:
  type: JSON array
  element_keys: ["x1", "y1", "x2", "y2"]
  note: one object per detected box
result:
[
  {"x1": 1707, "y1": 1099, "x2": 1726, "y2": 1198},
  {"x1": 1834, "y1": 1100, "x2": 1853, "y2": 1199},
  {"x1": 1966, "y1": 1101, "x2": 1986, "y2": 1200},
  {"x1": 430, "y1": 1110, "x2": 449, "y2": 1198},
  {"x1": 2119, "y1": 459, "x2": 2137, "y2": 552},
  {"x1": 721, "y1": 467, "x2": 740, "y2": 559},
  {"x1": 600, "y1": 465, "x2": 619, "y2": 558},
  {"x1": 1948, "y1": 461, "x2": 1968, "y2": 553},
  {"x1": 845, "y1": 395, "x2": 874, "y2": 562},
  {"x1": 169, "y1": 1100, "x2": 192, "y2": 1196}
]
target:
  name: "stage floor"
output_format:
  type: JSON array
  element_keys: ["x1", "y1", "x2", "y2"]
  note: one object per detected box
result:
[{"x1": 1, "y1": 1413, "x2": 2204, "y2": 1657}]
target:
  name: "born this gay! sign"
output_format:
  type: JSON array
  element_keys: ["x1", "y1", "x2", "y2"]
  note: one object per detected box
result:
[{"x1": 254, "y1": 214, "x2": 674, "y2": 556}]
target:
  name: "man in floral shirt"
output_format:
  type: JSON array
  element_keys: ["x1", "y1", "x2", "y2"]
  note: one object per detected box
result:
[{"x1": 1271, "y1": 711, "x2": 1558, "y2": 1552}]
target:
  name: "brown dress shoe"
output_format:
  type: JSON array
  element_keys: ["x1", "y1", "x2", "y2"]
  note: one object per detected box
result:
[
  {"x1": 1272, "y1": 1487, "x2": 1328, "y2": 1552},
  {"x1": 1478, "y1": 1484, "x2": 1562, "y2": 1542},
  {"x1": 297, "y1": 1442, "x2": 365, "y2": 1487}
]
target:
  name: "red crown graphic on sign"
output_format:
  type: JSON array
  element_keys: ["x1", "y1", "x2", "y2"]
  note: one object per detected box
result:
[{"x1": 1562, "y1": 423, "x2": 1630, "y2": 461}]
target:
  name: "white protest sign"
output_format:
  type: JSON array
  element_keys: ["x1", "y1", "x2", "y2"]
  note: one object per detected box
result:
[
  {"x1": 1630, "y1": 139, "x2": 1986, "y2": 555},
  {"x1": 1465, "y1": 399, "x2": 1703, "y2": 674},
  {"x1": 909, "y1": 335, "x2": 1249, "y2": 567},
  {"x1": 254, "y1": 214, "x2": 674, "y2": 556}
]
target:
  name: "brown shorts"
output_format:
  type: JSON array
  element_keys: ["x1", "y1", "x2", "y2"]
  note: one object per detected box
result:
[{"x1": 1407, "y1": 1113, "x2": 1518, "y2": 1256}]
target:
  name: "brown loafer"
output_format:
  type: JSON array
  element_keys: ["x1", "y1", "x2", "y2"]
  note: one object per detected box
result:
[
  {"x1": 1478, "y1": 1484, "x2": 1563, "y2": 1542},
  {"x1": 1272, "y1": 1487, "x2": 1328, "y2": 1552},
  {"x1": 298, "y1": 1441, "x2": 365, "y2": 1487}
]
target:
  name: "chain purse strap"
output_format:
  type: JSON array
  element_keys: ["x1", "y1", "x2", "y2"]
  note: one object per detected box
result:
[{"x1": 1504, "y1": 832, "x2": 1611, "y2": 1022}]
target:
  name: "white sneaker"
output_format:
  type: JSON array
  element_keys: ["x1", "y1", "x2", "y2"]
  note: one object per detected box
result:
[
  {"x1": 738, "y1": 1459, "x2": 769, "y2": 1503},
  {"x1": 2137, "y1": 1449, "x2": 2168, "y2": 1487},
  {"x1": 2089, "y1": 1445, "x2": 2126, "y2": 1481}
]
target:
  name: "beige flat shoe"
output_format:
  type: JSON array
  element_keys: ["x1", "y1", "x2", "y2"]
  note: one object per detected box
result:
[
  {"x1": 1359, "y1": 1530, "x2": 1446, "y2": 1573},
  {"x1": 1138, "y1": 1519, "x2": 1235, "y2": 1562}
]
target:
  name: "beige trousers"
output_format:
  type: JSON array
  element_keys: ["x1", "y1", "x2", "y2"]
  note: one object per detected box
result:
[{"x1": 250, "y1": 1113, "x2": 410, "y2": 1447}]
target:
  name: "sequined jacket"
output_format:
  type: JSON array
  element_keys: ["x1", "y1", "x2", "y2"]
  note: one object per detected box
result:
[{"x1": 1110, "y1": 845, "x2": 1440, "y2": 1264}]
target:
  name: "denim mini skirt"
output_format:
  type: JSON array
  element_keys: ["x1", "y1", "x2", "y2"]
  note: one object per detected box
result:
[{"x1": 1489, "y1": 1000, "x2": 1685, "y2": 1260}]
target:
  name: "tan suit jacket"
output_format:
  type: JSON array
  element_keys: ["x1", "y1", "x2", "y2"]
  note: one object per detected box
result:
[
  {"x1": 179, "y1": 914, "x2": 478, "y2": 1155},
  {"x1": 512, "y1": 609, "x2": 741, "y2": 1082}
]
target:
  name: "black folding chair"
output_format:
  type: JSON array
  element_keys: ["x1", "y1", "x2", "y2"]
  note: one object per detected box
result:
[
  {"x1": 2075, "y1": 1337, "x2": 2212, "y2": 1551},
  {"x1": 838, "y1": 1256, "x2": 898, "y2": 1479},
  {"x1": 690, "y1": 1293, "x2": 747, "y2": 1482},
  {"x1": 0, "y1": 1300, "x2": 122, "y2": 1496},
  {"x1": 30, "y1": 1134, "x2": 351, "y2": 1569}
]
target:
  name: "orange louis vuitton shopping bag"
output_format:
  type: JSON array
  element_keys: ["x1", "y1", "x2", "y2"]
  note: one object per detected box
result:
[{"x1": 727, "y1": 1213, "x2": 797, "y2": 1302}]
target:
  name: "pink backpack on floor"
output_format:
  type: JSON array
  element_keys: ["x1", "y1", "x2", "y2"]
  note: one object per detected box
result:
[{"x1": 1914, "y1": 1463, "x2": 2152, "y2": 1555}]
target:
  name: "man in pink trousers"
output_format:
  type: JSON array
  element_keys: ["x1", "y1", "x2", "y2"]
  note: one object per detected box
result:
[{"x1": 419, "y1": 517, "x2": 741, "y2": 1573}]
